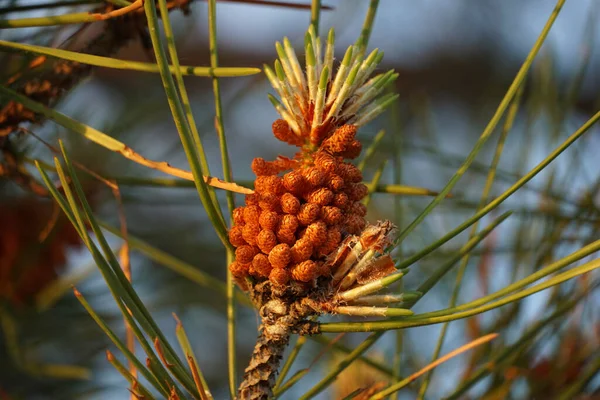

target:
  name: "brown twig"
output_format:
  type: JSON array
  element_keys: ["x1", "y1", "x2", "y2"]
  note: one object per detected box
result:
[
  {"x1": 29, "y1": 131, "x2": 253, "y2": 196},
  {"x1": 187, "y1": 356, "x2": 209, "y2": 400},
  {"x1": 92, "y1": 0, "x2": 145, "y2": 21}
]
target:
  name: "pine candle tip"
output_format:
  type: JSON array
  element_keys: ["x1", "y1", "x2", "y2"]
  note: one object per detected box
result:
[{"x1": 265, "y1": 27, "x2": 396, "y2": 148}]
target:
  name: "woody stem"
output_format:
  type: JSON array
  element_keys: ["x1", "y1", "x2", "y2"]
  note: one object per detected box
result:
[
  {"x1": 237, "y1": 321, "x2": 290, "y2": 400},
  {"x1": 237, "y1": 298, "x2": 296, "y2": 399}
]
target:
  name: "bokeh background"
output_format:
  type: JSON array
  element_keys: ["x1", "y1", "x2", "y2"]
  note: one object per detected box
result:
[{"x1": 1, "y1": 0, "x2": 599, "y2": 399}]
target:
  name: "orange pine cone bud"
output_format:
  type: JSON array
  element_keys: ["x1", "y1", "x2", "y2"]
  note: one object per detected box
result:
[
  {"x1": 273, "y1": 156, "x2": 301, "y2": 171},
  {"x1": 321, "y1": 125, "x2": 358, "y2": 156},
  {"x1": 350, "y1": 201, "x2": 368, "y2": 217},
  {"x1": 251, "y1": 254, "x2": 272, "y2": 278},
  {"x1": 270, "y1": 176, "x2": 285, "y2": 195},
  {"x1": 341, "y1": 140, "x2": 362, "y2": 159},
  {"x1": 251, "y1": 158, "x2": 278, "y2": 176},
  {"x1": 228, "y1": 226, "x2": 246, "y2": 247},
  {"x1": 348, "y1": 183, "x2": 369, "y2": 201},
  {"x1": 279, "y1": 214, "x2": 299, "y2": 233},
  {"x1": 302, "y1": 166, "x2": 326, "y2": 187},
  {"x1": 257, "y1": 229, "x2": 277, "y2": 253},
  {"x1": 276, "y1": 228, "x2": 296, "y2": 246},
  {"x1": 291, "y1": 260, "x2": 319, "y2": 282},
  {"x1": 297, "y1": 203, "x2": 320, "y2": 225},
  {"x1": 271, "y1": 119, "x2": 292, "y2": 142},
  {"x1": 269, "y1": 267, "x2": 291, "y2": 286},
  {"x1": 334, "y1": 124, "x2": 358, "y2": 141},
  {"x1": 281, "y1": 193, "x2": 301, "y2": 214},
  {"x1": 290, "y1": 238, "x2": 313, "y2": 263},
  {"x1": 314, "y1": 151, "x2": 337, "y2": 173},
  {"x1": 283, "y1": 170, "x2": 308, "y2": 195},
  {"x1": 321, "y1": 206, "x2": 343, "y2": 225},
  {"x1": 245, "y1": 193, "x2": 259, "y2": 206},
  {"x1": 259, "y1": 193, "x2": 280, "y2": 211},
  {"x1": 327, "y1": 225, "x2": 342, "y2": 245},
  {"x1": 272, "y1": 119, "x2": 303, "y2": 146},
  {"x1": 233, "y1": 207, "x2": 245, "y2": 225},
  {"x1": 338, "y1": 163, "x2": 363, "y2": 183},
  {"x1": 229, "y1": 261, "x2": 250, "y2": 277},
  {"x1": 268, "y1": 243, "x2": 292, "y2": 269},
  {"x1": 333, "y1": 192, "x2": 350, "y2": 210},
  {"x1": 242, "y1": 223, "x2": 260, "y2": 245},
  {"x1": 259, "y1": 210, "x2": 280, "y2": 231},
  {"x1": 254, "y1": 176, "x2": 271, "y2": 193},
  {"x1": 243, "y1": 205, "x2": 261, "y2": 225},
  {"x1": 318, "y1": 226, "x2": 342, "y2": 257},
  {"x1": 306, "y1": 187, "x2": 334, "y2": 206},
  {"x1": 235, "y1": 245, "x2": 258, "y2": 264},
  {"x1": 253, "y1": 157, "x2": 297, "y2": 176},
  {"x1": 328, "y1": 174, "x2": 345, "y2": 191},
  {"x1": 305, "y1": 221, "x2": 328, "y2": 245},
  {"x1": 345, "y1": 214, "x2": 366, "y2": 235},
  {"x1": 321, "y1": 141, "x2": 345, "y2": 156},
  {"x1": 255, "y1": 175, "x2": 285, "y2": 195}
]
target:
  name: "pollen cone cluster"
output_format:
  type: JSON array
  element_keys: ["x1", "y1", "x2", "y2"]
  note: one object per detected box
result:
[
  {"x1": 228, "y1": 122, "x2": 368, "y2": 288},
  {"x1": 235, "y1": 26, "x2": 401, "y2": 400},
  {"x1": 228, "y1": 26, "x2": 398, "y2": 293}
]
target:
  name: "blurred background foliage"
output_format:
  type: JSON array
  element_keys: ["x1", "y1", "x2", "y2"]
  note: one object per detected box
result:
[{"x1": 0, "y1": 0, "x2": 599, "y2": 399}]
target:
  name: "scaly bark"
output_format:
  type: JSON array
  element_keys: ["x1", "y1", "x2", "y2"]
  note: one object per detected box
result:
[{"x1": 237, "y1": 321, "x2": 290, "y2": 399}]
